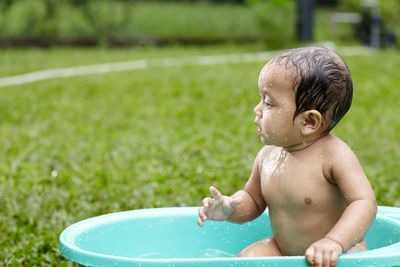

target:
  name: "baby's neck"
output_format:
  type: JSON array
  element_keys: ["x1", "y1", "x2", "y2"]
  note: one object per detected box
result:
[{"x1": 283, "y1": 134, "x2": 328, "y2": 152}]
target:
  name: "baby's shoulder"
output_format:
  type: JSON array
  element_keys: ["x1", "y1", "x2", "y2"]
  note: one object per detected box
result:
[
  {"x1": 257, "y1": 145, "x2": 279, "y2": 156},
  {"x1": 317, "y1": 135, "x2": 358, "y2": 182},
  {"x1": 318, "y1": 134, "x2": 356, "y2": 160},
  {"x1": 254, "y1": 145, "x2": 281, "y2": 165}
]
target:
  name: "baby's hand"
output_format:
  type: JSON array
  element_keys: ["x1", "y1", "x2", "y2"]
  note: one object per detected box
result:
[
  {"x1": 305, "y1": 238, "x2": 343, "y2": 267},
  {"x1": 197, "y1": 186, "x2": 242, "y2": 227}
]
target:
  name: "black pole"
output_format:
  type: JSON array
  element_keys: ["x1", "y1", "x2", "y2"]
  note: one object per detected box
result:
[{"x1": 297, "y1": 0, "x2": 314, "y2": 42}]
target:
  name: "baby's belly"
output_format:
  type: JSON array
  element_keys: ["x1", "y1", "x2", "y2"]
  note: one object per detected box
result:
[{"x1": 268, "y1": 207, "x2": 344, "y2": 255}]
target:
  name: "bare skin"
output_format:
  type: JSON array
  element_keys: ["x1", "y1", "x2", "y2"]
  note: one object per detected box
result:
[{"x1": 198, "y1": 60, "x2": 377, "y2": 267}]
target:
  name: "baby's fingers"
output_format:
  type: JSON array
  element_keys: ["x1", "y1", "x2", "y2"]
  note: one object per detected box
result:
[
  {"x1": 202, "y1": 197, "x2": 212, "y2": 208},
  {"x1": 329, "y1": 250, "x2": 339, "y2": 267},
  {"x1": 305, "y1": 247, "x2": 315, "y2": 266},
  {"x1": 198, "y1": 206, "x2": 208, "y2": 221},
  {"x1": 306, "y1": 249, "x2": 338, "y2": 267},
  {"x1": 197, "y1": 207, "x2": 207, "y2": 227},
  {"x1": 209, "y1": 186, "x2": 223, "y2": 200},
  {"x1": 197, "y1": 216, "x2": 204, "y2": 227},
  {"x1": 314, "y1": 250, "x2": 323, "y2": 267}
]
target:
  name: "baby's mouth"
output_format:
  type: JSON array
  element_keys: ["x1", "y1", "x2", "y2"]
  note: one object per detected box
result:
[{"x1": 254, "y1": 119, "x2": 262, "y2": 135}]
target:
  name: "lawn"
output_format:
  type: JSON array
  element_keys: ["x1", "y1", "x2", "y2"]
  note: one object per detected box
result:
[{"x1": 1, "y1": 44, "x2": 399, "y2": 266}]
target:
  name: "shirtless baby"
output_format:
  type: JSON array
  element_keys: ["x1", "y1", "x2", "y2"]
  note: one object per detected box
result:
[{"x1": 197, "y1": 47, "x2": 377, "y2": 267}]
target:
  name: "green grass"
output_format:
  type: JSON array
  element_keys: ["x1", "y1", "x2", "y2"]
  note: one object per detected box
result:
[
  {"x1": 0, "y1": 1, "x2": 260, "y2": 44},
  {"x1": 0, "y1": 43, "x2": 265, "y2": 77},
  {"x1": 128, "y1": 2, "x2": 260, "y2": 42},
  {"x1": 1, "y1": 45, "x2": 399, "y2": 266}
]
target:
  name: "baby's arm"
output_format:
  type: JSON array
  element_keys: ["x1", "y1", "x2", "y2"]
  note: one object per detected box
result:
[
  {"x1": 227, "y1": 154, "x2": 267, "y2": 223},
  {"x1": 198, "y1": 150, "x2": 267, "y2": 226},
  {"x1": 305, "y1": 142, "x2": 377, "y2": 267}
]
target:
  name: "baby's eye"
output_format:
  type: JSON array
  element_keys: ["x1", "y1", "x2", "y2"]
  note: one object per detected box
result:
[{"x1": 264, "y1": 101, "x2": 272, "y2": 108}]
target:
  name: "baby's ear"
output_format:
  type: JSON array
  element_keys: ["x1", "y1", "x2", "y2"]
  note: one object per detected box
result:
[{"x1": 300, "y1": 110, "x2": 323, "y2": 136}]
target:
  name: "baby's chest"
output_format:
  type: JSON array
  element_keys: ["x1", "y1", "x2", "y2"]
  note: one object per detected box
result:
[{"x1": 260, "y1": 158, "x2": 337, "y2": 208}]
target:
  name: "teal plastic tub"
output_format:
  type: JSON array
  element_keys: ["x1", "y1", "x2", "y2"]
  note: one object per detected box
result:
[{"x1": 59, "y1": 206, "x2": 400, "y2": 266}]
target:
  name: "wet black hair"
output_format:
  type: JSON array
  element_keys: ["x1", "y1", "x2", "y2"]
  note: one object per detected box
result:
[{"x1": 271, "y1": 46, "x2": 353, "y2": 130}]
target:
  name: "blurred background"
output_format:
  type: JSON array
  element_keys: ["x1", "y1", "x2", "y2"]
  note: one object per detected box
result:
[
  {"x1": 1, "y1": 0, "x2": 399, "y2": 266},
  {"x1": 0, "y1": 0, "x2": 398, "y2": 48}
]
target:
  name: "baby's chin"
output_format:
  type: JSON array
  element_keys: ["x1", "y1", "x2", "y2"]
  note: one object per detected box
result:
[
  {"x1": 260, "y1": 135, "x2": 285, "y2": 147},
  {"x1": 260, "y1": 135, "x2": 272, "y2": 145}
]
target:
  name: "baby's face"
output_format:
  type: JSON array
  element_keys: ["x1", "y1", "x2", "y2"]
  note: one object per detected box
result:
[{"x1": 254, "y1": 62, "x2": 302, "y2": 148}]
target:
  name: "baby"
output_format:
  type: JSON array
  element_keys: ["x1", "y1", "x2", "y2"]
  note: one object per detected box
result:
[{"x1": 197, "y1": 47, "x2": 377, "y2": 267}]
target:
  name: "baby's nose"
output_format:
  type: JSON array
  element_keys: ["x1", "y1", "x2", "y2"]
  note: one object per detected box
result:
[{"x1": 254, "y1": 104, "x2": 262, "y2": 118}]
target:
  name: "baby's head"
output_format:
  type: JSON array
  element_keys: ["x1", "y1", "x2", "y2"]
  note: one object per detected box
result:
[
  {"x1": 271, "y1": 46, "x2": 353, "y2": 129},
  {"x1": 255, "y1": 47, "x2": 353, "y2": 148}
]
